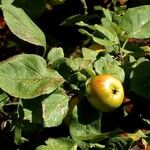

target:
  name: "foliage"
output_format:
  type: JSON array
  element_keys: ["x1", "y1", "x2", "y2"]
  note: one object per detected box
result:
[{"x1": 0, "y1": 0, "x2": 150, "y2": 149}]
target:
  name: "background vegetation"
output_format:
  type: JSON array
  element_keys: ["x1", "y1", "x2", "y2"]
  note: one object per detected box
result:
[{"x1": 0, "y1": 0, "x2": 150, "y2": 149}]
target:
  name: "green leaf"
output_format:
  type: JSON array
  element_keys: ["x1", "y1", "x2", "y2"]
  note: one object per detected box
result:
[
  {"x1": 47, "y1": 47, "x2": 64, "y2": 64},
  {"x1": 78, "y1": 29, "x2": 93, "y2": 38},
  {"x1": 22, "y1": 89, "x2": 69, "y2": 130},
  {"x1": 94, "y1": 24, "x2": 119, "y2": 44},
  {"x1": 102, "y1": 8, "x2": 112, "y2": 21},
  {"x1": 53, "y1": 57, "x2": 93, "y2": 81},
  {"x1": 70, "y1": 99, "x2": 101, "y2": 141},
  {"x1": 0, "y1": 54, "x2": 64, "y2": 99},
  {"x1": 76, "y1": 21, "x2": 95, "y2": 30},
  {"x1": 94, "y1": 54, "x2": 125, "y2": 82},
  {"x1": 21, "y1": 89, "x2": 69, "y2": 133},
  {"x1": 80, "y1": 67, "x2": 96, "y2": 78},
  {"x1": 0, "y1": 5, "x2": 46, "y2": 50},
  {"x1": 130, "y1": 61, "x2": 150, "y2": 100},
  {"x1": 42, "y1": 89, "x2": 69, "y2": 127},
  {"x1": 52, "y1": 58, "x2": 73, "y2": 80},
  {"x1": 60, "y1": 14, "x2": 83, "y2": 26},
  {"x1": 70, "y1": 58, "x2": 93, "y2": 71},
  {"x1": 89, "y1": 143, "x2": 105, "y2": 149},
  {"x1": 14, "y1": 125, "x2": 22, "y2": 145},
  {"x1": 36, "y1": 138, "x2": 77, "y2": 150},
  {"x1": 131, "y1": 57, "x2": 148, "y2": 68},
  {"x1": 82, "y1": 47, "x2": 98, "y2": 62},
  {"x1": 121, "y1": 5, "x2": 150, "y2": 39},
  {"x1": 101, "y1": 18, "x2": 123, "y2": 40},
  {"x1": 105, "y1": 137, "x2": 133, "y2": 150},
  {"x1": 1, "y1": 0, "x2": 14, "y2": 5},
  {"x1": 142, "y1": 118, "x2": 150, "y2": 127},
  {"x1": 23, "y1": 108, "x2": 32, "y2": 122},
  {"x1": 93, "y1": 36, "x2": 115, "y2": 46}
]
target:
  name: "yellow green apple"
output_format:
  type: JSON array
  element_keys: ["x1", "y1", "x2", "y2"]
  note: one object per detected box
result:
[{"x1": 86, "y1": 74, "x2": 124, "y2": 112}]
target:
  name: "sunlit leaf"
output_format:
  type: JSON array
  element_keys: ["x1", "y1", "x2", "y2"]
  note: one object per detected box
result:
[
  {"x1": 0, "y1": 54, "x2": 64, "y2": 99},
  {"x1": 82, "y1": 47, "x2": 98, "y2": 62},
  {"x1": 70, "y1": 58, "x2": 93, "y2": 71},
  {"x1": 120, "y1": 5, "x2": 150, "y2": 38},
  {"x1": 94, "y1": 54, "x2": 125, "y2": 82},
  {"x1": 102, "y1": 8, "x2": 112, "y2": 21},
  {"x1": 1, "y1": 0, "x2": 14, "y2": 5},
  {"x1": 93, "y1": 36, "x2": 115, "y2": 46},
  {"x1": 47, "y1": 47, "x2": 64, "y2": 64},
  {"x1": 36, "y1": 138, "x2": 77, "y2": 150},
  {"x1": 101, "y1": 18, "x2": 123, "y2": 40},
  {"x1": 42, "y1": 89, "x2": 69, "y2": 127},
  {"x1": 94, "y1": 24, "x2": 119, "y2": 44},
  {"x1": 76, "y1": 21, "x2": 95, "y2": 30},
  {"x1": 1, "y1": 4, "x2": 46, "y2": 50},
  {"x1": 22, "y1": 89, "x2": 69, "y2": 128}
]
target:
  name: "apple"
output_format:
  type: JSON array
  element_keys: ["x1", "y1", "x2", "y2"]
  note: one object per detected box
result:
[{"x1": 86, "y1": 74, "x2": 124, "y2": 112}]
